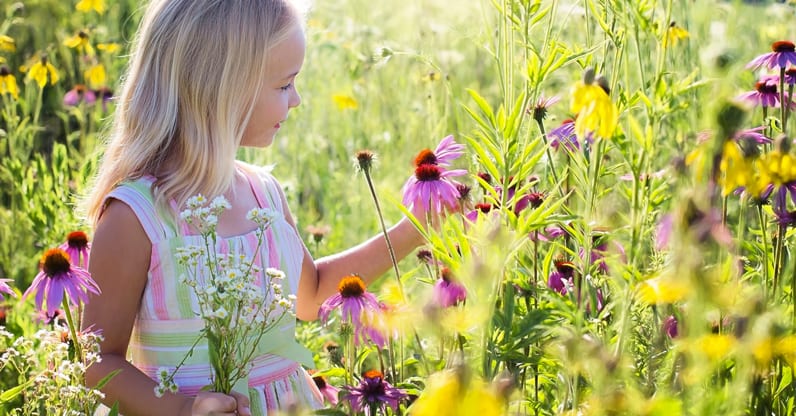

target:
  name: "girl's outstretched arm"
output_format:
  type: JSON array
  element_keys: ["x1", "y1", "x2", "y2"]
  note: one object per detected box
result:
[
  {"x1": 83, "y1": 200, "x2": 250, "y2": 416},
  {"x1": 277, "y1": 187, "x2": 427, "y2": 321}
]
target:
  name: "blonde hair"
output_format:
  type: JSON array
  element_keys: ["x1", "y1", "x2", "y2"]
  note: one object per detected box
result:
[{"x1": 83, "y1": 0, "x2": 303, "y2": 226}]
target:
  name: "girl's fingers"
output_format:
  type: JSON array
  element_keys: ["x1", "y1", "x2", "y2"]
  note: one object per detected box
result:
[{"x1": 230, "y1": 391, "x2": 252, "y2": 416}]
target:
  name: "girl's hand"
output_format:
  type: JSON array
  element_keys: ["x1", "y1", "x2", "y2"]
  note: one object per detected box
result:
[{"x1": 183, "y1": 391, "x2": 251, "y2": 416}]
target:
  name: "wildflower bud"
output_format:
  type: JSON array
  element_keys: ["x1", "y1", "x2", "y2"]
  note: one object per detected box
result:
[
  {"x1": 355, "y1": 150, "x2": 375, "y2": 173},
  {"x1": 416, "y1": 249, "x2": 434, "y2": 265},
  {"x1": 582, "y1": 66, "x2": 596, "y2": 85},
  {"x1": 492, "y1": 370, "x2": 516, "y2": 402},
  {"x1": 715, "y1": 101, "x2": 747, "y2": 140},
  {"x1": 775, "y1": 133, "x2": 791, "y2": 154},
  {"x1": 595, "y1": 74, "x2": 610, "y2": 94},
  {"x1": 738, "y1": 138, "x2": 760, "y2": 159},
  {"x1": 456, "y1": 183, "x2": 472, "y2": 202}
]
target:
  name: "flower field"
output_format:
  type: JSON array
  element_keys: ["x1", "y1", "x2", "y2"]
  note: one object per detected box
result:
[{"x1": 3, "y1": 0, "x2": 796, "y2": 414}]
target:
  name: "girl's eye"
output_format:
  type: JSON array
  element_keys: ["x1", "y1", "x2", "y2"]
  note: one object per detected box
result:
[{"x1": 280, "y1": 83, "x2": 292, "y2": 91}]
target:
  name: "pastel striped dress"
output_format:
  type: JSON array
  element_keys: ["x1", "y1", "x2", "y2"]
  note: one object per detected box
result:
[{"x1": 102, "y1": 162, "x2": 323, "y2": 415}]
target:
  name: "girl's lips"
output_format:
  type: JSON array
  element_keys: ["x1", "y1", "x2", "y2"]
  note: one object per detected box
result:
[{"x1": 274, "y1": 122, "x2": 281, "y2": 128}]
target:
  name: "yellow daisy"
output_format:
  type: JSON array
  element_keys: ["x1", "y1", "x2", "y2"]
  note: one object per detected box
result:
[
  {"x1": 0, "y1": 35, "x2": 16, "y2": 52},
  {"x1": 0, "y1": 66, "x2": 19, "y2": 99},
  {"x1": 97, "y1": 43, "x2": 121, "y2": 54},
  {"x1": 664, "y1": 21, "x2": 690, "y2": 48},
  {"x1": 27, "y1": 57, "x2": 59, "y2": 88},
  {"x1": 63, "y1": 30, "x2": 95, "y2": 56},
  {"x1": 76, "y1": 0, "x2": 107, "y2": 15},
  {"x1": 84, "y1": 63, "x2": 106, "y2": 89},
  {"x1": 570, "y1": 68, "x2": 618, "y2": 140},
  {"x1": 332, "y1": 93, "x2": 358, "y2": 110}
]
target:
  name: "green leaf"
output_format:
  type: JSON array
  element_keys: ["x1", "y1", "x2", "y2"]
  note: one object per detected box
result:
[{"x1": 0, "y1": 378, "x2": 34, "y2": 402}]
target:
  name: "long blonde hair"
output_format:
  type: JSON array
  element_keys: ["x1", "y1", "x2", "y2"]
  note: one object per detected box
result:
[{"x1": 83, "y1": 0, "x2": 303, "y2": 226}]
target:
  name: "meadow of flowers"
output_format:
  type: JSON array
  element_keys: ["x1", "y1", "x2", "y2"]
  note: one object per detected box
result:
[{"x1": 3, "y1": 0, "x2": 796, "y2": 414}]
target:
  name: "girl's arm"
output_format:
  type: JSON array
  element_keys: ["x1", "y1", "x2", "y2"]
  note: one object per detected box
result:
[
  {"x1": 83, "y1": 200, "x2": 249, "y2": 416},
  {"x1": 275, "y1": 186, "x2": 426, "y2": 321}
]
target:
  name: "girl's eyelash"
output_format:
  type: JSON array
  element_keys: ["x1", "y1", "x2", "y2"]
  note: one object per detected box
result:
[{"x1": 280, "y1": 83, "x2": 292, "y2": 91}]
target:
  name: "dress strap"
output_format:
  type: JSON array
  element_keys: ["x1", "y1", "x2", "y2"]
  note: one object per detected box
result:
[{"x1": 103, "y1": 177, "x2": 179, "y2": 243}]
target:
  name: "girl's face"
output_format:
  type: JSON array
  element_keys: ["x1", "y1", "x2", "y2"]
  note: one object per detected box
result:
[{"x1": 240, "y1": 24, "x2": 305, "y2": 148}]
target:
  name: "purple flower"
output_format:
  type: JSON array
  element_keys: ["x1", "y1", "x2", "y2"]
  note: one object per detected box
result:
[
  {"x1": 547, "y1": 259, "x2": 575, "y2": 295},
  {"x1": 344, "y1": 370, "x2": 406, "y2": 414},
  {"x1": 60, "y1": 231, "x2": 91, "y2": 268},
  {"x1": 734, "y1": 126, "x2": 772, "y2": 144},
  {"x1": 582, "y1": 233, "x2": 626, "y2": 274},
  {"x1": 529, "y1": 94, "x2": 561, "y2": 123},
  {"x1": 0, "y1": 279, "x2": 14, "y2": 300},
  {"x1": 431, "y1": 135, "x2": 465, "y2": 167},
  {"x1": 63, "y1": 85, "x2": 96, "y2": 106},
  {"x1": 312, "y1": 374, "x2": 340, "y2": 405},
  {"x1": 22, "y1": 248, "x2": 100, "y2": 313},
  {"x1": 663, "y1": 315, "x2": 679, "y2": 339},
  {"x1": 402, "y1": 164, "x2": 467, "y2": 213},
  {"x1": 318, "y1": 274, "x2": 380, "y2": 329},
  {"x1": 786, "y1": 67, "x2": 796, "y2": 86},
  {"x1": 736, "y1": 79, "x2": 785, "y2": 108},
  {"x1": 655, "y1": 214, "x2": 674, "y2": 251},
  {"x1": 465, "y1": 202, "x2": 494, "y2": 222},
  {"x1": 548, "y1": 119, "x2": 579, "y2": 151},
  {"x1": 746, "y1": 40, "x2": 796, "y2": 70},
  {"x1": 431, "y1": 268, "x2": 467, "y2": 308}
]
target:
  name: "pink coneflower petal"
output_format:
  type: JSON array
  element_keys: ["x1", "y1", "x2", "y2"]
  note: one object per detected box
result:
[
  {"x1": 746, "y1": 40, "x2": 796, "y2": 70},
  {"x1": 318, "y1": 275, "x2": 380, "y2": 331},
  {"x1": 431, "y1": 268, "x2": 467, "y2": 308},
  {"x1": 0, "y1": 279, "x2": 14, "y2": 300},
  {"x1": 60, "y1": 231, "x2": 91, "y2": 267},
  {"x1": 402, "y1": 166, "x2": 467, "y2": 213},
  {"x1": 22, "y1": 248, "x2": 100, "y2": 313},
  {"x1": 432, "y1": 134, "x2": 465, "y2": 167}
]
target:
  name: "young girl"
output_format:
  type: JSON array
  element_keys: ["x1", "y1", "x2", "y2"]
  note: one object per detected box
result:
[{"x1": 81, "y1": 1, "x2": 428, "y2": 415}]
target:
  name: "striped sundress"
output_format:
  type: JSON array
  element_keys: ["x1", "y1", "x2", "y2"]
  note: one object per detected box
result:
[{"x1": 102, "y1": 162, "x2": 323, "y2": 415}]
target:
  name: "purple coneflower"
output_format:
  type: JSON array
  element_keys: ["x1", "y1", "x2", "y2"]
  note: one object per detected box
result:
[
  {"x1": 402, "y1": 164, "x2": 467, "y2": 213},
  {"x1": 786, "y1": 67, "x2": 796, "y2": 86},
  {"x1": 582, "y1": 233, "x2": 626, "y2": 274},
  {"x1": 318, "y1": 274, "x2": 380, "y2": 329},
  {"x1": 529, "y1": 94, "x2": 560, "y2": 123},
  {"x1": 430, "y1": 134, "x2": 465, "y2": 167},
  {"x1": 663, "y1": 315, "x2": 679, "y2": 339},
  {"x1": 63, "y1": 85, "x2": 96, "y2": 106},
  {"x1": 0, "y1": 279, "x2": 14, "y2": 300},
  {"x1": 23, "y1": 248, "x2": 100, "y2": 313},
  {"x1": 311, "y1": 373, "x2": 340, "y2": 405},
  {"x1": 736, "y1": 79, "x2": 782, "y2": 108},
  {"x1": 548, "y1": 118, "x2": 579, "y2": 151},
  {"x1": 431, "y1": 267, "x2": 467, "y2": 308},
  {"x1": 60, "y1": 230, "x2": 91, "y2": 267},
  {"x1": 465, "y1": 202, "x2": 494, "y2": 222},
  {"x1": 746, "y1": 40, "x2": 796, "y2": 70},
  {"x1": 548, "y1": 259, "x2": 575, "y2": 295},
  {"x1": 344, "y1": 370, "x2": 406, "y2": 415}
]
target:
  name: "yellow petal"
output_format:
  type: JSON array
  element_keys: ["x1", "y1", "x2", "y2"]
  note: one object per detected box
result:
[
  {"x1": 332, "y1": 93, "x2": 358, "y2": 110},
  {"x1": 0, "y1": 35, "x2": 16, "y2": 52},
  {"x1": 84, "y1": 64, "x2": 106, "y2": 89},
  {"x1": 637, "y1": 276, "x2": 690, "y2": 305}
]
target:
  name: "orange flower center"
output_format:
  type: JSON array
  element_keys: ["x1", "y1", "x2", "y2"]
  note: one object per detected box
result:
[
  {"x1": 772, "y1": 40, "x2": 795, "y2": 53},
  {"x1": 414, "y1": 164, "x2": 442, "y2": 181},
  {"x1": 414, "y1": 149, "x2": 437, "y2": 166},
  {"x1": 41, "y1": 248, "x2": 72, "y2": 277},
  {"x1": 475, "y1": 203, "x2": 492, "y2": 213},
  {"x1": 440, "y1": 267, "x2": 455, "y2": 283},
  {"x1": 338, "y1": 274, "x2": 366, "y2": 297},
  {"x1": 66, "y1": 231, "x2": 89, "y2": 248},
  {"x1": 0, "y1": 66, "x2": 10, "y2": 76},
  {"x1": 554, "y1": 259, "x2": 575, "y2": 272},
  {"x1": 363, "y1": 369, "x2": 384, "y2": 380}
]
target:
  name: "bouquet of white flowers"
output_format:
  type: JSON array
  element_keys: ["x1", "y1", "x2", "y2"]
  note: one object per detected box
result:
[{"x1": 156, "y1": 195, "x2": 296, "y2": 396}]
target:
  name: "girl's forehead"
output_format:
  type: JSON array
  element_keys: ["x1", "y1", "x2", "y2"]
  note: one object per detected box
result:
[{"x1": 266, "y1": 26, "x2": 306, "y2": 79}]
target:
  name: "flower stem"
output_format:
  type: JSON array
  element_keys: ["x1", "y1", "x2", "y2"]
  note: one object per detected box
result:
[
  {"x1": 61, "y1": 298, "x2": 83, "y2": 362},
  {"x1": 758, "y1": 205, "x2": 770, "y2": 302},
  {"x1": 362, "y1": 169, "x2": 405, "y2": 298}
]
